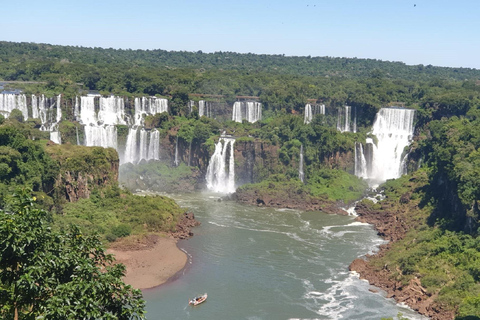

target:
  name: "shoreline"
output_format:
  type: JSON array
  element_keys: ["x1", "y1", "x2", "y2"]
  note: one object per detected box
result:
[
  {"x1": 107, "y1": 235, "x2": 188, "y2": 290},
  {"x1": 349, "y1": 201, "x2": 454, "y2": 320}
]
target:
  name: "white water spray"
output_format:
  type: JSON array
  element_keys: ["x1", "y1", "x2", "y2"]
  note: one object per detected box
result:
[
  {"x1": 206, "y1": 137, "x2": 236, "y2": 193},
  {"x1": 356, "y1": 107, "x2": 415, "y2": 186}
]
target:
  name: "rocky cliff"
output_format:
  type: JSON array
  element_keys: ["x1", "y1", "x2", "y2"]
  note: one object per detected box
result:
[{"x1": 46, "y1": 144, "x2": 119, "y2": 202}]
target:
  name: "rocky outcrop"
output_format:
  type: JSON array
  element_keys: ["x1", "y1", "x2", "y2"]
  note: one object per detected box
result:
[
  {"x1": 233, "y1": 187, "x2": 347, "y2": 215},
  {"x1": 234, "y1": 139, "x2": 281, "y2": 185},
  {"x1": 170, "y1": 212, "x2": 201, "y2": 239},
  {"x1": 47, "y1": 144, "x2": 120, "y2": 202},
  {"x1": 349, "y1": 197, "x2": 456, "y2": 320}
]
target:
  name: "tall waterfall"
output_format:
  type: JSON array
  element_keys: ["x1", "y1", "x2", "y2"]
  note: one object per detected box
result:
[
  {"x1": 80, "y1": 96, "x2": 119, "y2": 149},
  {"x1": 123, "y1": 128, "x2": 160, "y2": 164},
  {"x1": 232, "y1": 101, "x2": 262, "y2": 123},
  {"x1": 337, "y1": 106, "x2": 356, "y2": 133},
  {"x1": 299, "y1": 144, "x2": 305, "y2": 183},
  {"x1": 355, "y1": 107, "x2": 416, "y2": 186},
  {"x1": 139, "y1": 129, "x2": 148, "y2": 161},
  {"x1": 124, "y1": 128, "x2": 138, "y2": 164},
  {"x1": 206, "y1": 137, "x2": 236, "y2": 193},
  {"x1": 49, "y1": 94, "x2": 62, "y2": 144},
  {"x1": 0, "y1": 93, "x2": 28, "y2": 120},
  {"x1": 148, "y1": 129, "x2": 160, "y2": 160},
  {"x1": 304, "y1": 103, "x2": 325, "y2": 124},
  {"x1": 174, "y1": 136, "x2": 179, "y2": 166}
]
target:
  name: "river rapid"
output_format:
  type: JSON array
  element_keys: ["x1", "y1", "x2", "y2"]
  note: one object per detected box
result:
[{"x1": 143, "y1": 192, "x2": 427, "y2": 320}]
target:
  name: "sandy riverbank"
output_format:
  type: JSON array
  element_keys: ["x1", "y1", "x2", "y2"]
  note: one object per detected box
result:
[{"x1": 107, "y1": 235, "x2": 187, "y2": 290}]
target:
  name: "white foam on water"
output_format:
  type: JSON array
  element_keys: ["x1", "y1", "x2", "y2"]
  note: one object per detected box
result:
[{"x1": 346, "y1": 222, "x2": 370, "y2": 227}]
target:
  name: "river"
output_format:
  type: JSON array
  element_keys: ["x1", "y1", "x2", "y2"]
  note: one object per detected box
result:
[{"x1": 143, "y1": 192, "x2": 426, "y2": 320}]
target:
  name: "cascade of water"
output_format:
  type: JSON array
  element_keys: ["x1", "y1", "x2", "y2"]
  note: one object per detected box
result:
[
  {"x1": 139, "y1": 128, "x2": 148, "y2": 162},
  {"x1": 304, "y1": 104, "x2": 312, "y2": 124},
  {"x1": 353, "y1": 106, "x2": 357, "y2": 133},
  {"x1": 147, "y1": 129, "x2": 160, "y2": 160},
  {"x1": 55, "y1": 94, "x2": 62, "y2": 124},
  {"x1": 134, "y1": 97, "x2": 168, "y2": 126},
  {"x1": 76, "y1": 126, "x2": 80, "y2": 145},
  {"x1": 74, "y1": 96, "x2": 80, "y2": 120},
  {"x1": 354, "y1": 143, "x2": 368, "y2": 179},
  {"x1": 356, "y1": 108, "x2": 416, "y2": 186},
  {"x1": 232, "y1": 101, "x2": 262, "y2": 123},
  {"x1": 48, "y1": 94, "x2": 62, "y2": 144},
  {"x1": 199, "y1": 100, "x2": 205, "y2": 117},
  {"x1": 0, "y1": 93, "x2": 28, "y2": 120},
  {"x1": 38, "y1": 95, "x2": 47, "y2": 129},
  {"x1": 84, "y1": 124, "x2": 117, "y2": 149},
  {"x1": 80, "y1": 96, "x2": 97, "y2": 125},
  {"x1": 337, "y1": 106, "x2": 353, "y2": 132},
  {"x1": 299, "y1": 144, "x2": 305, "y2": 183},
  {"x1": 304, "y1": 104, "x2": 325, "y2": 124},
  {"x1": 31, "y1": 95, "x2": 39, "y2": 119},
  {"x1": 124, "y1": 128, "x2": 138, "y2": 164},
  {"x1": 206, "y1": 137, "x2": 236, "y2": 193},
  {"x1": 98, "y1": 96, "x2": 126, "y2": 125},
  {"x1": 232, "y1": 102, "x2": 243, "y2": 122},
  {"x1": 174, "y1": 136, "x2": 179, "y2": 166}
]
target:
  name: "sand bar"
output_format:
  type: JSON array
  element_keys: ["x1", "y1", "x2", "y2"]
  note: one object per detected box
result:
[{"x1": 107, "y1": 235, "x2": 187, "y2": 290}]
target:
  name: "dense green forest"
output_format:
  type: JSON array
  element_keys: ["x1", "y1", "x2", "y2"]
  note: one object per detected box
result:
[{"x1": 1, "y1": 41, "x2": 480, "y2": 319}]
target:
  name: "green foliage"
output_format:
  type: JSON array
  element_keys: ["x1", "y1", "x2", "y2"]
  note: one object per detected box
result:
[
  {"x1": 238, "y1": 169, "x2": 366, "y2": 204},
  {"x1": 0, "y1": 188, "x2": 146, "y2": 319},
  {"x1": 8, "y1": 109, "x2": 24, "y2": 122},
  {"x1": 0, "y1": 124, "x2": 58, "y2": 203},
  {"x1": 56, "y1": 187, "x2": 185, "y2": 241},
  {"x1": 305, "y1": 169, "x2": 368, "y2": 203}
]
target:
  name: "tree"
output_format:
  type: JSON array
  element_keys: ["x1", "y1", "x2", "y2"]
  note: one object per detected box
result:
[{"x1": 0, "y1": 188, "x2": 146, "y2": 320}]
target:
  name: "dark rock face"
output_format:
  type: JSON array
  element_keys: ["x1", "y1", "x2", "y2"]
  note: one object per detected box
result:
[{"x1": 56, "y1": 153, "x2": 119, "y2": 202}]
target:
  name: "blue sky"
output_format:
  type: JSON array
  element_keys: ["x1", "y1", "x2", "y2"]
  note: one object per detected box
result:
[{"x1": 2, "y1": 0, "x2": 479, "y2": 69}]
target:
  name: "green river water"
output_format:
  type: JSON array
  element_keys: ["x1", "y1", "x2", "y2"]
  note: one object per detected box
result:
[{"x1": 142, "y1": 192, "x2": 427, "y2": 320}]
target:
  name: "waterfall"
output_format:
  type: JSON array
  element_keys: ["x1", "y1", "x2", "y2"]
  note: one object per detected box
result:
[
  {"x1": 139, "y1": 128, "x2": 148, "y2": 161},
  {"x1": 79, "y1": 95, "x2": 126, "y2": 151},
  {"x1": 206, "y1": 137, "x2": 236, "y2": 193},
  {"x1": 337, "y1": 106, "x2": 355, "y2": 132},
  {"x1": 49, "y1": 94, "x2": 62, "y2": 144},
  {"x1": 355, "y1": 107, "x2": 416, "y2": 186},
  {"x1": 147, "y1": 129, "x2": 160, "y2": 161},
  {"x1": 354, "y1": 143, "x2": 368, "y2": 179},
  {"x1": 299, "y1": 144, "x2": 305, "y2": 183},
  {"x1": 124, "y1": 128, "x2": 138, "y2": 164},
  {"x1": 134, "y1": 97, "x2": 168, "y2": 126},
  {"x1": 98, "y1": 96, "x2": 126, "y2": 125},
  {"x1": 304, "y1": 103, "x2": 325, "y2": 124},
  {"x1": 199, "y1": 100, "x2": 205, "y2": 117},
  {"x1": 174, "y1": 136, "x2": 179, "y2": 166},
  {"x1": 76, "y1": 126, "x2": 80, "y2": 145},
  {"x1": 0, "y1": 93, "x2": 28, "y2": 120},
  {"x1": 74, "y1": 96, "x2": 80, "y2": 120},
  {"x1": 84, "y1": 124, "x2": 117, "y2": 149},
  {"x1": 232, "y1": 101, "x2": 262, "y2": 123},
  {"x1": 79, "y1": 96, "x2": 97, "y2": 125},
  {"x1": 31, "y1": 95, "x2": 39, "y2": 119},
  {"x1": 304, "y1": 104, "x2": 312, "y2": 124}
]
